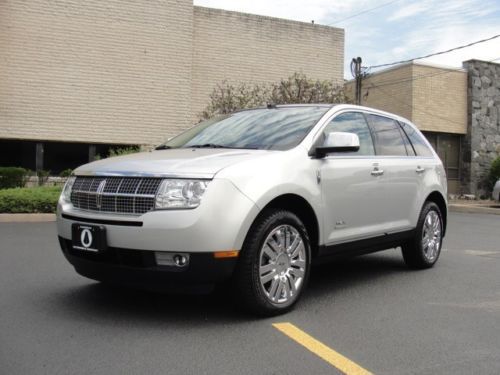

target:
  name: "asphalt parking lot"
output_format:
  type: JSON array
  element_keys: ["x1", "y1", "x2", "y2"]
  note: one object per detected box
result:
[{"x1": 1, "y1": 212, "x2": 499, "y2": 375}]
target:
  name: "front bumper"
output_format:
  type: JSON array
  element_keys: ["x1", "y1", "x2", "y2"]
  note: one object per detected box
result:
[
  {"x1": 59, "y1": 237, "x2": 237, "y2": 287},
  {"x1": 56, "y1": 178, "x2": 260, "y2": 286},
  {"x1": 57, "y1": 178, "x2": 259, "y2": 253}
]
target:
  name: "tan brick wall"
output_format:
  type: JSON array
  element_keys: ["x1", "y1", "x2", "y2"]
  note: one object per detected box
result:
[
  {"x1": 0, "y1": 0, "x2": 194, "y2": 145},
  {"x1": 345, "y1": 63, "x2": 467, "y2": 134},
  {"x1": 0, "y1": 1, "x2": 344, "y2": 146},
  {"x1": 411, "y1": 64, "x2": 467, "y2": 134},
  {"x1": 191, "y1": 6, "x2": 344, "y2": 121},
  {"x1": 345, "y1": 64, "x2": 413, "y2": 120}
]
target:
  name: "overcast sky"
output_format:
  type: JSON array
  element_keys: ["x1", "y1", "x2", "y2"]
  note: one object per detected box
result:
[{"x1": 194, "y1": 0, "x2": 500, "y2": 79}]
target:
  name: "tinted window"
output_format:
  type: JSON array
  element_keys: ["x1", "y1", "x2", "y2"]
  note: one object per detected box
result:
[
  {"x1": 398, "y1": 124, "x2": 416, "y2": 156},
  {"x1": 401, "y1": 123, "x2": 434, "y2": 157},
  {"x1": 162, "y1": 107, "x2": 330, "y2": 151},
  {"x1": 368, "y1": 115, "x2": 407, "y2": 156},
  {"x1": 323, "y1": 112, "x2": 375, "y2": 155}
]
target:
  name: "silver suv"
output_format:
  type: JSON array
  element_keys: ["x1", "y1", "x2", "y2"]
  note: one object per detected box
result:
[{"x1": 57, "y1": 104, "x2": 448, "y2": 315}]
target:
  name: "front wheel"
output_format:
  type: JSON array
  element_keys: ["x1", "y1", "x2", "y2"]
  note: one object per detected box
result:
[
  {"x1": 402, "y1": 201, "x2": 443, "y2": 269},
  {"x1": 234, "y1": 209, "x2": 311, "y2": 316}
]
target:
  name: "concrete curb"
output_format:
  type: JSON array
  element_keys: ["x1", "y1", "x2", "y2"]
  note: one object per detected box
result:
[
  {"x1": 0, "y1": 205, "x2": 498, "y2": 223},
  {"x1": 449, "y1": 204, "x2": 500, "y2": 215},
  {"x1": 0, "y1": 213, "x2": 56, "y2": 223}
]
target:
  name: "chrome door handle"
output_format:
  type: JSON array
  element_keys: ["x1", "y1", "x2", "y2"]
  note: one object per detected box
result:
[
  {"x1": 371, "y1": 169, "x2": 384, "y2": 176},
  {"x1": 416, "y1": 166, "x2": 425, "y2": 174}
]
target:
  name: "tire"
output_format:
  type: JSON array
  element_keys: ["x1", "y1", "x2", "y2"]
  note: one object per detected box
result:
[
  {"x1": 402, "y1": 201, "x2": 443, "y2": 269},
  {"x1": 234, "y1": 209, "x2": 311, "y2": 316}
]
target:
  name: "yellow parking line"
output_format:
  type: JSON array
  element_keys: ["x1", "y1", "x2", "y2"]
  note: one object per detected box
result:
[{"x1": 273, "y1": 322, "x2": 373, "y2": 375}]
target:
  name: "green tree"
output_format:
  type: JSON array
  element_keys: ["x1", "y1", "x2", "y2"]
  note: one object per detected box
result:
[{"x1": 489, "y1": 156, "x2": 500, "y2": 189}]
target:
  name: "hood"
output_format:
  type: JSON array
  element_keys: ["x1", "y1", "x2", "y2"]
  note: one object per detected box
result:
[{"x1": 74, "y1": 148, "x2": 275, "y2": 178}]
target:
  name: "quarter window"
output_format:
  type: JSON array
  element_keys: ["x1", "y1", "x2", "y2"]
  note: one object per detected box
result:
[
  {"x1": 400, "y1": 122, "x2": 434, "y2": 157},
  {"x1": 368, "y1": 115, "x2": 408, "y2": 156},
  {"x1": 323, "y1": 112, "x2": 375, "y2": 155}
]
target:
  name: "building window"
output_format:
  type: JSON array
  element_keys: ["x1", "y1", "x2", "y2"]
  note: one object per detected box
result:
[
  {"x1": 44, "y1": 142, "x2": 90, "y2": 174},
  {"x1": 0, "y1": 140, "x2": 37, "y2": 170},
  {"x1": 423, "y1": 132, "x2": 461, "y2": 180},
  {"x1": 0, "y1": 140, "x2": 138, "y2": 174}
]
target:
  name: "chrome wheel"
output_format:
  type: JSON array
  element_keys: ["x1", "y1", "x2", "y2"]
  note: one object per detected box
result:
[
  {"x1": 421, "y1": 210, "x2": 441, "y2": 262},
  {"x1": 259, "y1": 225, "x2": 306, "y2": 305}
]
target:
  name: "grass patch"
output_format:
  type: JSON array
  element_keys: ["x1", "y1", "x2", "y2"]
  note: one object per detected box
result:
[{"x1": 0, "y1": 186, "x2": 62, "y2": 213}]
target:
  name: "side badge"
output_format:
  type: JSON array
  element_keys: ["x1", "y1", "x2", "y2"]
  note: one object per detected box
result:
[{"x1": 335, "y1": 220, "x2": 347, "y2": 229}]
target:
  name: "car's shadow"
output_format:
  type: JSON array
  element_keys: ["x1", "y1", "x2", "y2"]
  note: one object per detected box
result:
[
  {"x1": 307, "y1": 250, "x2": 407, "y2": 297},
  {"x1": 49, "y1": 250, "x2": 408, "y2": 325}
]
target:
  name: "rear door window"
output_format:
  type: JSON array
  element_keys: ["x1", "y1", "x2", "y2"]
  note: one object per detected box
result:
[{"x1": 367, "y1": 115, "x2": 408, "y2": 156}]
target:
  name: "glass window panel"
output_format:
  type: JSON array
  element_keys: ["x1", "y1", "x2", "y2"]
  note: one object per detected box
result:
[
  {"x1": 423, "y1": 132, "x2": 438, "y2": 153},
  {"x1": 323, "y1": 112, "x2": 375, "y2": 156},
  {"x1": 401, "y1": 123, "x2": 434, "y2": 157},
  {"x1": 368, "y1": 115, "x2": 407, "y2": 156},
  {"x1": 163, "y1": 107, "x2": 330, "y2": 151}
]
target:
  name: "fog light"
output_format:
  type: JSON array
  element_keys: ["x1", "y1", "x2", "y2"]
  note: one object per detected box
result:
[
  {"x1": 155, "y1": 252, "x2": 190, "y2": 267},
  {"x1": 174, "y1": 254, "x2": 187, "y2": 266}
]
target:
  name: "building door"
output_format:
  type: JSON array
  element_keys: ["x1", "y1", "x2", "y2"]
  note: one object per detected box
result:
[{"x1": 423, "y1": 132, "x2": 461, "y2": 194}]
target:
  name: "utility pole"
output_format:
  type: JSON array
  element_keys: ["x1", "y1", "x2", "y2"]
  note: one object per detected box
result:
[{"x1": 350, "y1": 57, "x2": 362, "y2": 105}]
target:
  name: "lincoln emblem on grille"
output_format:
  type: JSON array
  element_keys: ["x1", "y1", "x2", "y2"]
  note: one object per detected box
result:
[{"x1": 96, "y1": 180, "x2": 107, "y2": 209}]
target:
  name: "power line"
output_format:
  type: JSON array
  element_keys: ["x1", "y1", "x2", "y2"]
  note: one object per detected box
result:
[
  {"x1": 367, "y1": 84, "x2": 466, "y2": 127},
  {"x1": 325, "y1": 0, "x2": 404, "y2": 26},
  {"x1": 367, "y1": 57, "x2": 500, "y2": 89},
  {"x1": 368, "y1": 34, "x2": 500, "y2": 69},
  {"x1": 370, "y1": 67, "x2": 465, "y2": 88},
  {"x1": 370, "y1": 82, "x2": 496, "y2": 128}
]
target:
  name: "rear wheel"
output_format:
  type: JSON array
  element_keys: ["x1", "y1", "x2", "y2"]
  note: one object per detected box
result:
[
  {"x1": 234, "y1": 209, "x2": 311, "y2": 316},
  {"x1": 402, "y1": 201, "x2": 443, "y2": 269}
]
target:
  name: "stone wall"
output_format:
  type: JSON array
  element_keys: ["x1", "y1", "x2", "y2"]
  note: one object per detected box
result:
[{"x1": 462, "y1": 60, "x2": 500, "y2": 197}]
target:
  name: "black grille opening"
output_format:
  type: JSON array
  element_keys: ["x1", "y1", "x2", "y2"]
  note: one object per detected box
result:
[{"x1": 61, "y1": 238, "x2": 156, "y2": 268}]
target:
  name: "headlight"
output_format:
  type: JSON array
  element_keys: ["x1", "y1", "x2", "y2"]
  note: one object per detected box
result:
[
  {"x1": 60, "y1": 176, "x2": 76, "y2": 203},
  {"x1": 155, "y1": 179, "x2": 209, "y2": 209}
]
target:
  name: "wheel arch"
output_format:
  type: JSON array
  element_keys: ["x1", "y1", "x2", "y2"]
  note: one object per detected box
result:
[
  {"x1": 257, "y1": 194, "x2": 320, "y2": 258},
  {"x1": 425, "y1": 191, "x2": 448, "y2": 236}
]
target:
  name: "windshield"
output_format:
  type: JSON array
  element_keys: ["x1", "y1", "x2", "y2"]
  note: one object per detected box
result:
[{"x1": 160, "y1": 106, "x2": 330, "y2": 151}]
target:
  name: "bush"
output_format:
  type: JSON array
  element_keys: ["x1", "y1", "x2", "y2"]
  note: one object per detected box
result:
[
  {"x1": 0, "y1": 167, "x2": 29, "y2": 189},
  {"x1": 200, "y1": 72, "x2": 348, "y2": 120},
  {"x1": 0, "y1": 186, "x2": 62, "y2": 213},
  {"x1": 108, "y1": 146, "x2": 140, "y2": 158},
  {"x1": 95, "y1": 146, "x2": 140, "y2": 160},
  {"x1": 59, "y1": 169, "x2": 73, "y2": 178},
  {"x1": 36, "y1": 170, "x2": 51, "y2": 186},
  {"x1": 489, "y1": 156, "x2": 500, "y2": 187}
]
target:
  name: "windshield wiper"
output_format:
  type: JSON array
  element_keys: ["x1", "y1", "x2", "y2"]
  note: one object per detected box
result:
[
  {"x1": 155, "y1": 145, "x2": 172, "y2": 150},
  {"x1": 187, "y1": 144, "x2": 233, "y2": 149},
  {"x1": 185, "y1": 144, "x2": 260, "y2": 150}
]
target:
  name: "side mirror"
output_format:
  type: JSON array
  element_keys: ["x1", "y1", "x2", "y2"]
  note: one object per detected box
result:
[{"x1": 314, "y1": 132, "x2": 360, "y2": 158}]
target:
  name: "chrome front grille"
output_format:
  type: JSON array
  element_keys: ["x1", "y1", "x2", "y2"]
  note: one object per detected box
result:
[{"x1": 70, "y1": 177, "x2": 163, "y2": 215}]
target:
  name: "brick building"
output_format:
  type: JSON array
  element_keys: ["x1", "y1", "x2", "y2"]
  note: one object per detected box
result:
[
  {"x1": 0, "y1": 0, "x2": 344, "y2": 173},
  {"x1": 346, "y1": 60, "x2": 500, "y2": 196}
]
